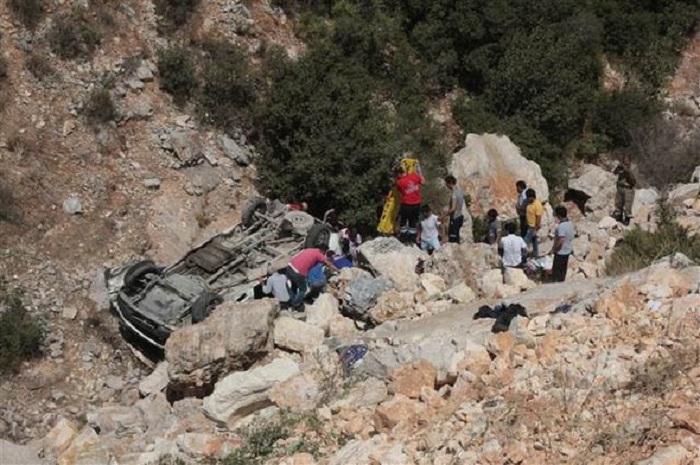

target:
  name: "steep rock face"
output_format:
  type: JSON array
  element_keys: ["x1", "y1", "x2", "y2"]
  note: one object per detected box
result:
[
  {"x1": 450, "y1": 134, "x2": 549, "y2": 216},
  {"x1": 165, "y1": 299, "x2": 278, "y2": 394},
  {"x1": 568, "y1": 164, "x2": 617, "y2": 217}
]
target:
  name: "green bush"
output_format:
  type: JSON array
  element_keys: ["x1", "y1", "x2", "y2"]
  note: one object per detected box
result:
[
  {"x1": 6, "y1": 0, "x2": 44, "y2": 30},
  {"x1": 154, "y1": 0, "x2": 200, "y2": 31},
  {"x1": 83, "y1": 88, "x2": 117, "y2": 126},
  {"x1": 196, "y1": 40, "x2": 255, "y2": 129},
  {"x1": 48, "y1": 8, "x2": 102, "y2": 60},
  {"x1": 0, "y1": 279, "x2": 43, "y2": 375},
  {"x1": 157, "y1": 46, "x2": 197, "y2": 106},
  {"x1": 593, "y1": 87, "x2": 660, "y2": 148},
  {"x1": 605, "y1": 204, "x2": 700, "y2": 276},
  {"x1": 223, "y1": 416, "x2": 291, "y2": 465}
]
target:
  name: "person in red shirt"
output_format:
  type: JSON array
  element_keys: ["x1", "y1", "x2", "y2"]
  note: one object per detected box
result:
[
  {"x1": 286, "y1": 245, "x2": 338, "y2": 310},
  {"x1": 395, "y1": 166, "x2": 425, "y2": 243}
]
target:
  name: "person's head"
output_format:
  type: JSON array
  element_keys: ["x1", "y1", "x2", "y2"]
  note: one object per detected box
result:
[
  {"x1": 487, "y1": 208, "x2": 498, "y2": 220},
  {"x1": 421, "y1": 204, "x2": 432, "y2": 216},
  {"x1": 555, "y1": 205, "x2": 568, "y2": 220},
  {"x1": 505, "y1": 222, "x2": 517, "y2": 235},
  {"x1": 526, "y1": 188, "x2": 536, "y2": 203},
  {"x1": 317, "y1": 243, "x2": 329, "y2": 254},
  {"x1": 300, "y1": 202, "x2": 308, "y2": 211},
  {"x1": 621, "y1": 153, "x2": 632, "y2": 168},
  {"x1": 516, "y1": 180, "x2": 527, "y2": 193},
  {"x1": 444, "y1": 175, "x2": 457, "y2": 190}
]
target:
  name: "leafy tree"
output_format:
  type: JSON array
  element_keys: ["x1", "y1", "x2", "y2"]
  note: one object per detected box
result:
[{"x1": 254, "y1": 46, "x2": 399, "y2": 230}]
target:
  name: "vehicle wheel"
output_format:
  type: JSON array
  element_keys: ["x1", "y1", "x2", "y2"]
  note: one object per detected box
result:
[
  {"x1": 284, "y1": 211, "x2": 315, "y2": 235},
  {"x1": 241, "y1": 197, "x2": 267, "y2": 228},
  {"x1": 304, "y1": 223, "x2": 332, "y2": 249},
  {"x1": 124, "y1": 260, "x2": 159, "y2": 290},
  {"x1": 191, "y1": 292, "x2": 223, "y2": 324}
]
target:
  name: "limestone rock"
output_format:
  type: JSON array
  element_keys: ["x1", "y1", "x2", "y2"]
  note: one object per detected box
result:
[
  {"x1": 217, "y1": 134, "x2": 250, "y2": 166},
  {"x1": 389, "y1": 359, "x2": 437, "y2": 398},
  {"x1": 44, "y1": 418, "x2": 78, "y2": 456},
  {"x1": 165, "y1": 299, "x2": 277, "y2": 392},
  {"x1": 635, "y1": 444, "x2": 691, "y2": 465},
  {"x1": 268, "y1": 372, "x2": 320, "y2": 411},
  {"x1": 568, "y1": 164, "x2": 617, "y2": 214},
  {"x1": 203, "y1": 358, "x2": 299, "y2": 426},
  {"x1": 273, "y1": 317, "x2": 325, "y2": 353},
  {"x1": 306, "y1": 293, "x2": 338, "y2": 334},
  {"x1": 176, "y1": 432, "x2": 238, "y2": 459},
  {"x1": 357, "y1": 237, "x2": 424, "y2": 291},
  {"x1": 669, "y1": 407, "x2": 700, "y2": 435},
  {"x1": 446, "y1": 281, "x2": 476, "y2": 303},
  {"x1": 139, "y1": 361, "x2": 170, "y2": 397},
  {"x1": 374, "y1": 394, "x2": 428, "y2": 433},
  {"x1": 503, "y1": 267, "x2": 533, "y2": 290},
  {"x1": 369, "y1": 290, "x2": 415, "y2": 324},
  {"x1": 450, "y1": 133, "x2": 549, "y2": 216},
  {"x1": 166, "y1": 129, "x2": 202, "y2": 165},
  {"x1": 420, "y1": 273, "x2": 447, "y2": 300},
  {"x1": 343, "y1": 275, "x2": 394, "y2": 320},
  {"x1": 0, "y1": 439, "x2": 46, "y2": 465},
  {"x1": 480, "y1": 268, "x2": 503, "y2": 297}
]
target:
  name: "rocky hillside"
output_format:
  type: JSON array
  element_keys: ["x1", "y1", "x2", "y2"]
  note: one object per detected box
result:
[{"x1": 1, "y1": 1, "x2": 700, "y2": 465}]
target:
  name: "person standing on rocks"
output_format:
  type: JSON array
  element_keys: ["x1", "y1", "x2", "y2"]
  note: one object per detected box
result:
[
  {"x1": 395, "y1": 166, "x2": 425, "y2": 244},
  {"x1": 613, "y1": 154, "x2": 636, "y2": 226},
  {"x1": 443, "y1": 175, "x2": 466, "y2": 243},
  {"x1": 484, "y1": 208, "x2": 502, "y2": 245},
  {"x1": 515, "y1": 180, "x2": 528, "y2": 237},
  {"x1": 499, "y1": 222, "x2": 527, "y2": 268},
  {"x1": 550, "y1": 205, "x2": 574, "y2": 282},
  {"x1": 286, "y1": 245, "x2": 339, "y2": 311},
  {"x1": 524, "y1": 188, "x2": 543, "y2": 259}
]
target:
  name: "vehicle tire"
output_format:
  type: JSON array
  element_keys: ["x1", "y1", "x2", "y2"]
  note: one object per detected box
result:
[
  {"x1": 284, "y1": 211, "x2": 315, "y2": 235},
  {"x1": 241, "y1": 197, "x2": 267, "y2": 228},
  {"x1": 191, "y1": 292, "x2": 223, "y2": 324},
  {"x1": 304, "y1": 223, "x2": 332, "y2": 249},
  {"x1": 123, "y1": 260, "x2": 159, "y2": 290}
]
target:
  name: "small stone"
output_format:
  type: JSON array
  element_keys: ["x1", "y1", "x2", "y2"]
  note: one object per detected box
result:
[
  {"x1": 62, "y1": 307, "x2": 78, "y2": 320},
  {"x1": 62, "y1": 195, "x2": 83, "y2": 215},
  {"x1": 136, "y1": 61, "x2": 154, "y2": 81},
  {"x1": 143, "y1": 178, "x2": 161, "y2": 189}
]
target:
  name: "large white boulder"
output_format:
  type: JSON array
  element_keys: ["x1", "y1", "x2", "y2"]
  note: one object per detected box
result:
[
  {"x1": 356, "y1": 237, "x2": 425, "y2": 291},
  {"x1": 203, "y1": 358, "x2": 300, "y2": 426},
  {"x1": 568, "y1": 164, "x2": 617, "y2": 215},
  {"x1": 165, "y1": 299, "x2": 277, "y2": 393},
  {"x1": 306, "y1": 293, "x2": 339, "y2": 334},
  {"x1": 273, "y1": 317, "x2": 325, "y2": 353},
  {"x1": 450, "y1": 133, "x2": 549, "y2": 216}
]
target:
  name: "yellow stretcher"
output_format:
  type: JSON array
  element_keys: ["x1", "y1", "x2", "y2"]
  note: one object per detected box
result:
[{"x1": 377, "y1": 158, "x2": 421, "y2": 235}]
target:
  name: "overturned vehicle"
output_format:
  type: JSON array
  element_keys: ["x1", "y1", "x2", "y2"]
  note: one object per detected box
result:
[{"x1": 107, "y1": 198, "x2": 336, "y2": 349}]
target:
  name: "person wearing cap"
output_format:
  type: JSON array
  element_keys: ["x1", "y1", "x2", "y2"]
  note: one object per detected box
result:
[{"x1": 286, "y1": 245, "x2": 339, "y2": 310}]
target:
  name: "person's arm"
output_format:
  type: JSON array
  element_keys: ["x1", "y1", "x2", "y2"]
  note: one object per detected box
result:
[
  {"x1": 324, "y1": 259, "x2": 340, "y2": 272},
  {"x1": 626, "y1": 168, "x2": 636, "y2": 187},
  {"x1": 498, "y1": 238, "x2": 504, "y2": 257},
  {"x1": 552, "y1": 235, "x2": 563, "y2": 254},
  {"x1": 535, "y1": 205, "x2": 543, "y2": 230},
  {"x1": 444, "y1": 193, "x2": 457, "y2": 219},
  {"x1": 261, "y1": 278, "x2": 272, "y2": 294}
]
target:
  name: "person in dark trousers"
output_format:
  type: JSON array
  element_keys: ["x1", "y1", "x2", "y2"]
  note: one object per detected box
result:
[
  {"x1": 515, "y1": 180, "x2": 528, "y2": 237},
  {"x1": 551, "y1": 205, "x2": 574, "y2": 282},
  {"x1": 613, "y1": 154, "x2": 636, "y2": 226},
  {"x1": 286, "y1": 245, "x2": 339, "y2": 310},
  {"x1": 524, "y1": 188, "x2": 543, "y2": 259},
  {"x1": 442, "y1": 175, "x2": 466, "y2": 243},
  {"x1": 395, "y1": 166, "x2": 425, "y2": 244}
]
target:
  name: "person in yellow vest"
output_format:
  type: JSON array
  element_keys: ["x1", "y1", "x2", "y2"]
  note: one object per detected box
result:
[{"x1": 524, "y1": 188, "x2": 543, "y2": 259}]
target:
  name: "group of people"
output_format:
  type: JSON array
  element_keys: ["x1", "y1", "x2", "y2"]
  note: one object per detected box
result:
[
  {"x1": 264, "y1": 156, "x2": 636, "y2": 307},
  {"x1": 393, "y1": 168, "x2": 467, "y2": 252}
]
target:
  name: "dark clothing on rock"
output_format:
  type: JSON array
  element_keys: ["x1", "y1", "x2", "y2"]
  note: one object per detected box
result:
[{"x1": 474, "y1": 303, "x2": 529, "y2": 333}]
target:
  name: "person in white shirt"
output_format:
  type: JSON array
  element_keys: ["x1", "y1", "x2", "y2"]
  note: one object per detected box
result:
[
  {"x1": 499, "y1": 222, "x2": 527, "y2": 268},
  {"x1": 260, "y1": 269, "x2": 290, "y2": 307},
  {"x1": 417, "y1": 204, "x2": 441, "y2": 253}
]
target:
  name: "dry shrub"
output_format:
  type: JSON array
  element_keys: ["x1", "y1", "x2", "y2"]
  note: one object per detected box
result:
[
  {"x1": 25, "y1": 53, "x2": 56, "y2": 82},
  {"x1": 48, "y1": 7, "x2": 103, "y2": 60},
  {"x1": 82, "y1": 88, "x2": 117, "y2": 126},
  {"x1": 6, "y1": 0, "x2": 45, "y2": 30},
  {"x1": 629, "y1": 344, "x2": 700, "y2": 396}
]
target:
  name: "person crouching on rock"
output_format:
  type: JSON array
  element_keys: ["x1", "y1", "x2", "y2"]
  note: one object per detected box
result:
[
  {"x1": 418, "y1": 204, "x2": 441, "y2": 254},
  {"x1": 286, "y1": 245, "x2": 339, "y2": 311}
]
